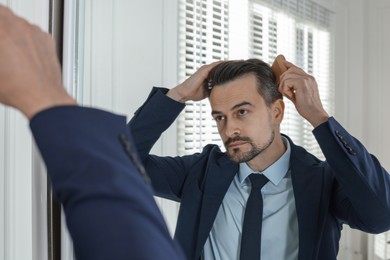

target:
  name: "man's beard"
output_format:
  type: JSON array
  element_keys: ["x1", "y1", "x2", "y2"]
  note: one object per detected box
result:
[{"x1": 225, "y1": 131, "x2": 275, "y2": 163}]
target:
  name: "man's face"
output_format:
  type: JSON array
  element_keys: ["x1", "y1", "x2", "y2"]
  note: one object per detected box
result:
[{"x1": 209, "y1": 73, "x2": 281, "y2": 164}]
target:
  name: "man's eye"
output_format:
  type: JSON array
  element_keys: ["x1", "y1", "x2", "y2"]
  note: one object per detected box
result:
[
  {"x1": 238, "y1": 109, "x2": 247, "y2": 116},
  {"x1": 215, "y1": 115, "x2": 225, "y2": 121}
]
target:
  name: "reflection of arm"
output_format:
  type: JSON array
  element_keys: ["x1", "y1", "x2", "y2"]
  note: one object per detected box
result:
[
  {"x1": 31, "y1": 106, "x2": 185, "y2": 260},
  {"x1": 129, "y1": 87, "x2": 184, "y2": 160},
  {"x1": 128, "y1": 87, "x2": 189, "y2": 200},
  {"x1": 314, "y1": 117, "x2": 390, "y2": 233}
]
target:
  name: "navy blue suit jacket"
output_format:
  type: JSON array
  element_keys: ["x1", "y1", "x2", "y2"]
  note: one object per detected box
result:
[
  {"x1": 129, "y1": 87, "x2": 390, "y2": 260},
  {"x1": 30, "y1": 106, "x2": 185, "y2": 260}
]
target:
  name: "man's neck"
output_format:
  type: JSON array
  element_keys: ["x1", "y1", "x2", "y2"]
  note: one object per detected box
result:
[{"x1": 246, "y1": 135, "x2": 286, "y2": 172}]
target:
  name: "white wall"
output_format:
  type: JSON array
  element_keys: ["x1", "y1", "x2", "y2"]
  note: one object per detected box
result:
[
  {"x1": 365, "y1": 3, "x2": 390, "y2": 258},
  {"x1": 365, "y1": 1, "x2": 390, "y2": 259},
  {"x1": 334, "y1": 0, "x2": 390, "y2": 259},
  {"x1": 334, "y1": 0, "x2": 390, "y2": 168}
]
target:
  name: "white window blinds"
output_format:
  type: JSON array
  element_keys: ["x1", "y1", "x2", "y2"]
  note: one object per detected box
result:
[
  {"x1": 177, "y1": 0, "x2": 334, "y2": 160},
  {"x1": 178, "y1": 0, "x2": 228, "y2": 154}
]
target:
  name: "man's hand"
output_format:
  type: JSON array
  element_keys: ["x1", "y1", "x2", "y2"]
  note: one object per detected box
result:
[
  {"x1": 278, "y1": 60, "x2": 329, "y2": 128},
  {"x1": 0, "y1": 5, "x2": 76, "y2": 119},
  {"x1": 167, "y1": 61, "x2": 223, "y2": 103}
]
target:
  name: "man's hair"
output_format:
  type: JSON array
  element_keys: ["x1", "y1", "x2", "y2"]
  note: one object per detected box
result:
[{"x1": 204, "y1": 59, "x2": 283, "y2": 106}]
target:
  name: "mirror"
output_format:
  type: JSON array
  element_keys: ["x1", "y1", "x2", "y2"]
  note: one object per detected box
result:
[{"x1": 63, "y1": 0, "x2": 390, "y2": 259}]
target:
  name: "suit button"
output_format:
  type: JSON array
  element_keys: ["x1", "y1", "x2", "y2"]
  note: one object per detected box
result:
[
  {"x1": 335, "y1": 130, "x2": 347, "y2": 144},
  {"x1": 346, "y1": 146, "x2": 357, "y2": 155},
  {"x1": 335, "y1": 130, "x2": 356, "y2": 155}
]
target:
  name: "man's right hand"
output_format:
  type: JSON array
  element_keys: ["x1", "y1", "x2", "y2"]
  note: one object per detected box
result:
[
  {"x1": 278, "y1": 60, "x2": 329, "y2": 128},
  {"x1": 0, "y1": 5, "x2": 76, "y2": 120},
  {"x1": 167, "y1": 61, "x2": 223, "y2": 103}
]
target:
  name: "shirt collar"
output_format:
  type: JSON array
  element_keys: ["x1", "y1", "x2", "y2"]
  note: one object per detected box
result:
[{"x1": 238, "y1": 136, "x2": 291, "y2": 186}]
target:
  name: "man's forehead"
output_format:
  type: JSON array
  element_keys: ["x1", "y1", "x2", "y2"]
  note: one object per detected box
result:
[{"x1": 209, "y1": 88, "x2": 265, "y2": 114}]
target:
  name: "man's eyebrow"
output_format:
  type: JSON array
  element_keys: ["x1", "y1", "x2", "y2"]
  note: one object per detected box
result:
[
  {"x1": 211, "y1": 110, "x2": 222, "y2": 116},
  {"x1": 231, "y1": 101, "x2": 252, "y2": 111},
  {"x1": 211, "y1": 101, "x2": 253, "y2": 116}
]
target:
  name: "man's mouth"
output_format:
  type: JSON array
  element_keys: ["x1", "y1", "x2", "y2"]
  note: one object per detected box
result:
[
  {"x1": 225, "y1": 136, "x2": 251, "y2": 147},
  {"x1": 228, "y1": 141, "x2": 247, "y2": 148}
]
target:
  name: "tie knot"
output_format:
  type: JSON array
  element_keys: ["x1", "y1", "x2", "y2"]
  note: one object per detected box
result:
[{"x1": 248, "y1": 174, "x2": 269, "y2": 189}]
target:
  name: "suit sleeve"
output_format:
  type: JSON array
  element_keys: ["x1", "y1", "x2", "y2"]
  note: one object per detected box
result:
[
  {"x1": 128, "y1": 87, "x2": 193, "y2": 201},
  {"x1": 129, "y1": 87, "x2": 184, "y2": 159},
  {"x1": 30, "y1": 106, "x2": 185, "y2": 260},
  {"x1": 313, "y1": 117, "x2": 390, "y2": 233}
]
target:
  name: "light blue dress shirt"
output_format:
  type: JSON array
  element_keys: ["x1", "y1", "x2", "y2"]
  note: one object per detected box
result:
[{"x1": 203, "y1": 137, "x2": 299, "y2": 260}]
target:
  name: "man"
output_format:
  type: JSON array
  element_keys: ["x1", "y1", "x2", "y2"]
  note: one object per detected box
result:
[
  {"x1": 0, "y1": 5, "x2": 185, "y2": 260},
  {"x1": 128, "y1": 58, "x2": 390, "y2": 259}
]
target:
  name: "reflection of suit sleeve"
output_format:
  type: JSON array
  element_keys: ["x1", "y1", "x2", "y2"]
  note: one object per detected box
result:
[
  {"x1": 129, "y1": 87, "x2": 188, "y2": 201},
  {"x1": 314, "y1": 117, "x2": 390, "y2": 233},
  {"x1": 30, "y1": 106, "x2": 185, "y2": 260}
]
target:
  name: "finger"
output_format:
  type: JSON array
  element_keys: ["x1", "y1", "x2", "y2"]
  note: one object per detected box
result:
[
  {"x1": 278, "y1": 82, "x2": 296, "y2": 102},
  {"x1": 196, "y1": 60, "x2": 224, "y2": 77},
  {"x1": 282, "y1": 60, "x2": 307, "y2": 73},
  {"x1": 278, "y1": 74, "x2": 297, "y2": 101},
  {"x1": 279, "y1": 65, "x2": 309, "y2": 87},
  {"x1": 205, "y1": 60, "x2": 224, "y2": 72},
  {"x1": 282, "y1": 60, "x2": 296, "y2": 69},
  {"x1": 201, "y1": 60, "x2": 225, "y2": 88},
  {"x1": 278, "y1": 70, "x2": 310, "y2": 99}
]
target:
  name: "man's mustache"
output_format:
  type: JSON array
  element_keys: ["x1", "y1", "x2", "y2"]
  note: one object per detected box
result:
[{"x1": 225, "y1": 136, "x2": 252, "y2": 147}]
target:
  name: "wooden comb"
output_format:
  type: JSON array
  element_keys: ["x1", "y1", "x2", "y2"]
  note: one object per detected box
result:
[{"x1": 271, "y1": 54, "x2": 287, "y2": 84}]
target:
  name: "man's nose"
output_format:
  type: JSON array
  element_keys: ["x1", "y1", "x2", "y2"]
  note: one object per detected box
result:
[{"x1": 225, "y1": 119, "x2": 240, "y2": 137}]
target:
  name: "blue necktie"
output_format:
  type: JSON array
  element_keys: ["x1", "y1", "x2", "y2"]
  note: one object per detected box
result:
[{"x1": 240, "y1": 174, "x2": 269, "y2": 260}]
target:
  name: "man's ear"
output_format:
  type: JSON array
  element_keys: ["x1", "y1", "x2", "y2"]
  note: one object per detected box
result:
[{"x1": 272, "y1": 99, "x2": 284, "y2": 123}]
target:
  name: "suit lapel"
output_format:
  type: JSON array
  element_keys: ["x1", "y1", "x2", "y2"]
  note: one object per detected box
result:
[
  {"x1": 290, "y1": 144, "x2": 327, "y2": 260},
  {"x1": 195, "y1": 155, "x2": 238, "y2": 259}
]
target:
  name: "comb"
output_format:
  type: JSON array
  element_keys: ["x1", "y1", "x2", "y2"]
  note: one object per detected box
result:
[{"x1": 271, "y1": 54, "x2": 287, "y2": 84}]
